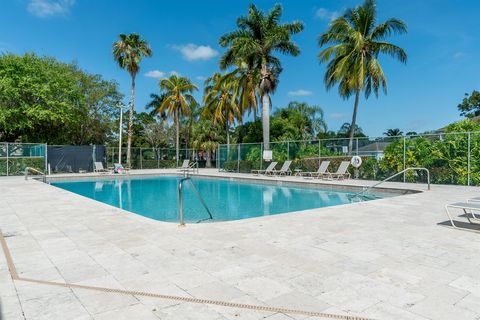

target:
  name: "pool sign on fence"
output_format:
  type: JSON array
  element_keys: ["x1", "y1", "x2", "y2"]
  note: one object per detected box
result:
[{"x1": 263, "y1": 150, "x2": 272, "y2": 161}]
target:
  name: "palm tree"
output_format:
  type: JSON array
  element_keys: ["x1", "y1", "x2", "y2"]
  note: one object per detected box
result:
[
  {"x1": 289, "y1": 101, "x2": 327, "y2": 138},
  {"x1": 203, "y1": 72, "x2": 241, "y2": 147},
  {"x1": 338, "y1": 122, "x2": 364, "y2": 138},
  {"x1": 223, "y1": 59, "x2": 259, "y2": 121},
  {"x1": 219, "y1": 4, "x2": 303, "y2": 150},
  {"x1": 156, "y1": 75, "x2": 198, "y2": 166},
  {"x1": 113, "y1": 33, "x2": 152, "y2": 166},
  {"x1": 384, "y1": 128, "x2": 403, "y2": 136},
  {"x1": 192, "y1": 119, "x2": 224, "y2": 168},
  {"x1": 318, "y1": 0, "x2": 407, "y2": 154}
]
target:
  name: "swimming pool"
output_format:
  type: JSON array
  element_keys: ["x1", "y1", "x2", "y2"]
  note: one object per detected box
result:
[{"x1": 50, "y1": 175, "x2": 392, "y2": 223}]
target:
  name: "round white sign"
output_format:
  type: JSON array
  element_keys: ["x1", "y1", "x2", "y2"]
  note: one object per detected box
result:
[{"x1": 351, "y1": 156, "x2": 362, "y2": 168}]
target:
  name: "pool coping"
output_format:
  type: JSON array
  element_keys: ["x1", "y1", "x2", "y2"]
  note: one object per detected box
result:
[{"x1": 46, "y1": 171, "x2": 419, "y2": 196}]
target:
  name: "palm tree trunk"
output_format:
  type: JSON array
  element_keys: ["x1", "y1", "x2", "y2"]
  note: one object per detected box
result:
[
  {"x1": 175, "y1": 109, "x2": 179, "y2": 167},
  {"x1": 348, "y1": 90, "x2": 360, "y2": 155},
  {"x1": 262, "y1": 93, "x2": 270, "y2": 150},
  {"x1": 226, "y1": 119, "x2": 230, "y2": 147},
  {"x1": 260, "y1": 63, "x2": 270, "y2": 151},
  {"x1": 206, "y1": 150, "x2": 212, "y2": 168},
  {"x1": 126, "y1": 75, "x2": 135, "y2": 167}
]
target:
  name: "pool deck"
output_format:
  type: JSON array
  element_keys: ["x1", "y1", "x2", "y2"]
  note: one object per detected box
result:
[{"x1": 1, "y1": 169, "x2": 480, "y2": 320}]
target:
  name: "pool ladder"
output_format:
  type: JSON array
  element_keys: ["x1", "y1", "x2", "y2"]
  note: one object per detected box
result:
[
  {"x1": 349, "y1": 167, "x2": 430, "y2": 199},
  {"x1": 178, "y1": 177, "x2": 213, "y2": 227},
  {"x1": 24, "y1": 167, "x2": 46, "y2": 183}
]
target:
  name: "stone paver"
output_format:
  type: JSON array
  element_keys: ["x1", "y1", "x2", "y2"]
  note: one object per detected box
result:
[{"x1": 1, "y1": 170, "x2": 480, "y2": 319}]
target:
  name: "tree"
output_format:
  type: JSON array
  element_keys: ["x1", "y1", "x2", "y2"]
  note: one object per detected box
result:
[
  {"x1": 270, "y1": 101, "x2": 327, "y2": 141},
  {"x1": 0, "y1": 53, "x2": 123, "y2": 144},
  {"x1": 144, "y1": 121, "x2": 173, "y2": 149},
  {"x1": 192, "y1": 119, "x2": 225, "y2": 168},
  {"x1": 223, "y1": 59, "x2": 260, "y2": 121},
  {"x1": 219, "y1": 4, "x2": 304, "y2": 150},
  {"x1": 113, "y1": 33, "x2": 152, "y2": 166},
  {"x1": 318, "y1": 0, "x2": 407, "y2": 154},
  {"x1": 457, "y1": 90, "x2": 480, "y2": 118},
  {"x1": 337, "y1": 122, "x2": 365, "y2": 138},
  {"x1": 155, "y1": 75, "x2": 198, "y2": 166},
  {"x1": 203, "y1": 72, "x2": 241, "y2": 146},
  {"x1": 145, "y1": 93, "x2": 167, "y2": 119},
  {"x1": 383, "y1": 128, "x2": 403, "y2": 136}
]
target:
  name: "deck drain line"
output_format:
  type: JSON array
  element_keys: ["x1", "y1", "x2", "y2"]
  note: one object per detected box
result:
[{"x1": 0, "y1": 230, "x2": 373, "y2": 320}]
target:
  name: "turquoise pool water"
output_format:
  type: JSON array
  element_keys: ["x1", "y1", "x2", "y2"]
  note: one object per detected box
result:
[{"x1": 50, "y1": 176, "x2": 389, "y2": 223}]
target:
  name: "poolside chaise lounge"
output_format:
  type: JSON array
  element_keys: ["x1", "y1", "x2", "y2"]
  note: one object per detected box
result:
[
  {"x1": 324, "y1": 161, "x2": 351, "y2": 180},
  {"x1": 177, "y1": 159, "x2": 190, "y2": 171},
  {"x1": 177, "y1": 160, "x2": 198, "y2": 174},
  {"x1": 114, "y1": 163, "x2": 129, "y2": 174},
  {"x1": 300, "y1": 160, "x2": 331, "y2": 178},
  {"x1": 251, "y1": 161, "x2": 278, "y2": 175},
  {"x1": 273, "y1": 161, "x2": 292, "y2": 176},
  {"x1": 445, "y1": 202, "x2": 480, "y2": 229},
  {"x1": 94, "y1": 161, "x2": 109, "y2": 173}
]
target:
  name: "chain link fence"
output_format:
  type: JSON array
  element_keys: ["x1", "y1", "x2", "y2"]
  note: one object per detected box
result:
[
  {"x1": 0, "y1": 143, "x2": 47, "y2": 176},
  {"x1": 105, "y1": 147, "x2": 215, "y2": 170},
  {"x1": 218, "y1": 132, "x2": 479, "y2": 186}
]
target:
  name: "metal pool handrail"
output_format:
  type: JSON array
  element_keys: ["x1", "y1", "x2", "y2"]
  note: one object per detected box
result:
[
  {"x1": 178, "y1": 177, "x2": 213, "y2": 227},
  {"x1": 24, "y1": 167, "x2": 46, "y2": 183},
  {"x1": 350, "y1": 167, "x2": 430, "y2": 199}
]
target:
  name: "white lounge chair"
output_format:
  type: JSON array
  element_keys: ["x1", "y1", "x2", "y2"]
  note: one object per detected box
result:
[
  {"x1": 114, "y1": 163, "x2": 129, "y2": 174},
  {"x1": 252, "y1": 162, "x2": 277, "y2": 175},
  {"x1": 445, "y1": 202, "x2": 480, "y2": 230},
  {"x1": 177, "y1": 159, "x2": 190, "y2": 171},
  {"x1": 273, "y1": 161, "x2": 292, "y2": 176},
  {"x1": 94, "y1": 162, "x2": 109, "y2": 173},
  {"x1": 301, "y1": 161, "x2": 331, "y2": 178},
  {"x1": 324, "y1": 161, "x2": 351, "y2": 180}
]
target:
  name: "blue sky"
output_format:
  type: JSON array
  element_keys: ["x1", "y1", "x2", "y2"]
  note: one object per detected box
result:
[{"x1": 1, "y1": 0, "x2": 479, "y2": 136}]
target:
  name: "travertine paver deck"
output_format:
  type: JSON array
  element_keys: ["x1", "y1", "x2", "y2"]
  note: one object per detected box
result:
[{"x1": 1, "y1": 169, "x2": 480, "y2": 320}]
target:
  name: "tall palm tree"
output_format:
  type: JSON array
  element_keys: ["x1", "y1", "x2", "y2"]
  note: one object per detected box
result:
[
  {"x1": 219, "y1": 4, "x2": 303, "y2": 150},
  {"x1": 113, "y1": 33, "x2": 152, "y2": 166},
  {"x1": 156, "y1": 75, "x2": 198, "y2": 166},
  {"x1": 203, "y1": 72, "x2": 241, "y2": 147},
  {"x1": 318, "y1": 0, "x2": 407, "y2": 154}
]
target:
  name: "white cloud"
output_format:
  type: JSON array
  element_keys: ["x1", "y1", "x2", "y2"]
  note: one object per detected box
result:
[
  {"x1": 288, "y1": 89, "x2": 313, "y2": 97},
  {"x1": 172, "y1": 44, "x2": 218, "y2": 61},
  {"x1": 27, "y1": 0, "x2": 75, "y2": 18},
  {"x1": 169, "y1": 70, "x2": 180, "y2": 76},
  {"x1": 315, "y1": 7, "x2": 339, "y2": 21},
  {"x1": 196, "y1": 76, "x2": 206, "y2": 81},
  {"x1": 144, "y1": 70, "x2": 165, "y2": 78},
  {"x1": 453, "y1": 51, "x2": 466, "y2": 60},
  {"x1": 330, "y1": 113, "x2": 347, "y2": 120}
]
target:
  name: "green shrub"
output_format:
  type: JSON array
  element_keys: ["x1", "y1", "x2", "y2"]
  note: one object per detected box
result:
[{"x1": 0, "y1": 157, "x2": 45, "y2": 176}]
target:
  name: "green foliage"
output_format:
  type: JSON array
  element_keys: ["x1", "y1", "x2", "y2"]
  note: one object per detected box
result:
[
  {"x1": 219, "y1": 4, "x2": 304, "y2": 147},
  {"x1": 318, "y1": 0, "x2": 407, "y2": 150},
  {"x1": 457, "y1": 90, "x2": 480, "y2": 118},
  {"x1": 337, "y1": 123, "x2": 366, "y2": 138},
  {"x1": 245, "y1": 148, "x2": 261, "y2": 162},
  {"x1": 384, "y1": 128, "x2": 403, "y2": 136},
  {"x1": 0, "y1": 157, "x2": 45, "y2": 176},
  {"x1": 0, "y1": 53, "x2": 123, "y2": 144},
  {"x1": 192, "y1": 118, "x2": 225, "y2": 167},
  {"x1": 233, "y1": 102, "x2": 327, "y2": 143}
]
